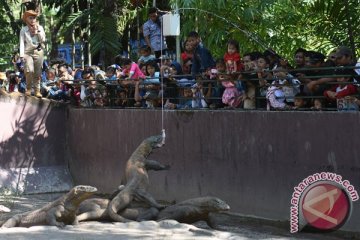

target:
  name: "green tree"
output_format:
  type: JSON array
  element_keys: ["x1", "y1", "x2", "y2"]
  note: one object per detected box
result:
[{"x1": 170, "y1": 0, "x2": 359, "y2": 61}]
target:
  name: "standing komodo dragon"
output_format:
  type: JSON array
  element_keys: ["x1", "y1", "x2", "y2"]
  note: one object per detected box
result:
[
  {"x1": 1, "y1": 185, "x2": 97, "y2": 228},
  {"x1": 106, "y1": 134, "x2": 169, "y2": 222}
]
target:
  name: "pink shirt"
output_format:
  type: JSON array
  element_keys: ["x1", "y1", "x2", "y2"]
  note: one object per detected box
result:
[{"x1": 122, "y1": 62, "x2": 145, "y2": 80}]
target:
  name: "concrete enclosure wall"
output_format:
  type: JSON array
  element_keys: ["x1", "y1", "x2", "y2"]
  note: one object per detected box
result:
[
  {"x1": 0, "y1": 94, "x2": 70, "y2": 194},
  {"x1": 67, "y1": 109, "x2": 360, "y2": 232}
]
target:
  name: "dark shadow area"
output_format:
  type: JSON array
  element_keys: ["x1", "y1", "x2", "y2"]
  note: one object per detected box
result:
[{"x1": 0, "y1": 94, "x2": 68, "y2": 193}]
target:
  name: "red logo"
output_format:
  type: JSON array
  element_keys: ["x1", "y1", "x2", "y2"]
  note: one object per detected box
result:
[{"x1": 301, "y1": 183, "x2": 351, "y2": 231}]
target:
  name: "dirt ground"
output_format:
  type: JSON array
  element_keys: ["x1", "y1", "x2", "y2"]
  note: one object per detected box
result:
[{"x1": 0, "y1": 194, "x2": 350, "y2": 240}]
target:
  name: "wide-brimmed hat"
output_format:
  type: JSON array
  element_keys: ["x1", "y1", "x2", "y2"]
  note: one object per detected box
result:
[
  {"x1": 0, "y1": 72, "x2": 6, "y2": 80},
  {"x1": 22, "y1": 10, "x2": 38, "y2": 22}
]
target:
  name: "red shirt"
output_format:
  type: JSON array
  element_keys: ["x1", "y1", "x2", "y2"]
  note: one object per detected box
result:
[
  {"x1": 181, "y1": 52, "x2": 193, "y2": 74},
  {"x1": 224, "y1": 52, "x2": 243, "y2": 73}
]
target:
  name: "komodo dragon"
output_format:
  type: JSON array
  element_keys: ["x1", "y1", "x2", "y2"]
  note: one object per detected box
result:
[
  {"x1": 106, "y1": 134, "x2": 169, "y2": 222},
  {"x1": 1, "y1": 185, "x2": 97, "y2": 228},
  {"x1": 156, "y1": 196, "x2": 230, "y2": 227},
  {"x1": 77, "y1": 185, "x2": 161, "y2": 222}
]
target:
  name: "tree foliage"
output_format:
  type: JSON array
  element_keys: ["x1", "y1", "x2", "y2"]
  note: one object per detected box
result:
[
  {"x1": 0, "y1": 0, "x2": 359, "y2": 69},
  {"x1": 170, "y1": 0, "x2": 360, "y2": 62}
]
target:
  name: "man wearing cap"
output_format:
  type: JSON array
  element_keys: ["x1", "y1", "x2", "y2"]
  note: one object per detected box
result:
[{"x1": 19, "y1": 10, "x2": 46, "y2": 98}]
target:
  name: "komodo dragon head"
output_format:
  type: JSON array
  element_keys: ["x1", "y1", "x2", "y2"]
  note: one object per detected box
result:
[
  {"x1": 143, "y1": 134, "x2": 165, "y2": 149},
  {"x1": 65, "y1": 185, "x2": 98, "y2": 209},
  {"x1": 188, "y1": 197, "x2": 230, "y2": 212}
]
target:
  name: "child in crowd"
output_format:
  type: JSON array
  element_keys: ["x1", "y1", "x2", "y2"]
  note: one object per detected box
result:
[
  {"x1": 134, "y1": 60, "x2": 160, "y2": 108},
  {"x1": 187, "y1": 31, "x2": 215, "y2": 75},
  {"x1": 266, "y1": 83, "x2": 289, "y2": 110},
  {"x1": 293, "y1": 93, "x2": 308, "y2": 110},
  {"x1": 311, "y1": 98, "x2": 324, "y2": 111},
  {"x1": 272, "y1": 66, "x2": 301, "y2": 104},
  {"x1": 207, "y1": 58, "x2": 226, "y2": 109},
  {"x1": 137, "y1": 46, "x2": 156, "y2": 64},
  {"x1": 324, "y1": 68, "x2": 358, "y2": 111},
  {"x1": 41, "y1": 68, "x2": 58, "y2": 97},
  {"x1": 181, "y1": 39, "x2": 194, "y2": 75},
  {"x1": 220, "y1": 72, "x2": 243, "y2": 108},
  {"x1": 255, "y1": 54, "x2": 272, "y2": 108},
  {"x1": 164, "y1": 85, "x2": 192, "y2": 109},
  {"x1": 119, "y1": 58, "x2": 146, "y2": 106},
  {"x1": 120, "y1": 58, "x2": 146, "y2": 83},
  {"x1": 105, "y1": 65, "x2": 118, "y2": 81},
  {"x1": 191, "y1": 76, "x2": 208, "y2": 108},
  {"x1": 162, "y1": 62, "x2": 182, "y2": 107},
  {"x1": 7, "y1": 71, "x2": 20, "y2": 93},
  {"x1": 224, "y1": 39, "x2": 243, "y2": 73}
]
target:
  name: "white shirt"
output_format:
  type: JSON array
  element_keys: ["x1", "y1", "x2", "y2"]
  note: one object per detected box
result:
[{"x1": 19, "y1": 25, "x2": 46, "y2": 57}]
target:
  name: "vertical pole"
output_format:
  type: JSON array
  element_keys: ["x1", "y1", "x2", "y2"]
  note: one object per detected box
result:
[
  {"x1": 175, "y1": 1, "x2": 180, "y2": 63},
  {"x1": 152, "y1": 0, "x2": 156, "y2": 7},
  {"x1": 137, "y1": 0, "x2": 140, "y2": 54},
  {"x1": 71, "y1": 3, "x2": 76, "y2": 69},
  {"x1": 87, "y1": 0, "x2": 92, "y2": 66}
]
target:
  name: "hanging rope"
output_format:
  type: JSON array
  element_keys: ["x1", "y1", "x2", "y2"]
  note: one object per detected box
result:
[{"x1": 160, "y1": 13, "x2": 166, "y2": 142}]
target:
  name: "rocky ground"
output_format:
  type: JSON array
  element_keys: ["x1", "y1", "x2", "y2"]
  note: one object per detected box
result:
[{"x1": 0, "y1": 194, "x2": 352, "y2": 240}]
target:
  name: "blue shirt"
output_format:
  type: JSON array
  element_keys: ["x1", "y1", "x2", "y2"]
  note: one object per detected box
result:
[
  {"x1": 191, "y1": 43, "x2": 215, "y2": 75},
  {"x1": 143, "y1": 18, "x2": 167, "y2": 51}
]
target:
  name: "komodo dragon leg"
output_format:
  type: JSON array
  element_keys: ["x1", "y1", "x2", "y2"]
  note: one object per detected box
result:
[
  {"x1": 46, "y1": 206, "x2": 66, "y2": 228},
  {"x1": 135, "y1": 189, "x2": 167, "y2": 209},
  {"x1": 1, "y1": 214, "x2": 22, "y2": 228},
  {"x1": 145, "y1": 160, "x2": 170, "y2": 171},
  {"x1": 119, "y1": 207, "x2": 159, "y2": 221}
]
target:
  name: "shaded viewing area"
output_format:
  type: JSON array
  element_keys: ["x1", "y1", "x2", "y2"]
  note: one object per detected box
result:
[{"x1": 56, "y1": 65, "x2": 360, "y2": 111}]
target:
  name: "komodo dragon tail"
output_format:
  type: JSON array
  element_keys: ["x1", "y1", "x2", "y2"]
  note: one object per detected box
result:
[{"x1": 106, "y1": 197, "x2": 133, "y2": 223}]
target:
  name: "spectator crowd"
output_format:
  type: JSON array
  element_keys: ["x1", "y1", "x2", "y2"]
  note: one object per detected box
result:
[{"x1": 1, "y1": 10, "x2": 360, "y2": 111}]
